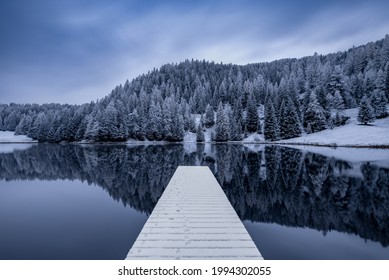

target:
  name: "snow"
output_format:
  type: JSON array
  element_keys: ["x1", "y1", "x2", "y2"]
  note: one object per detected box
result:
[
  {"x1": 183, "y1": 131, "x2": 196, "y2": 142},
  {"x1": 2, "y1": 106, "x2": 388, "y2": 149},
  {"x1": 242, "y1": 133, "x2": 264, "y2": 142},
  {"x1": 0, "y1": 131, "x2": 36, "y2": 143},
  {"x1": 276, "y1": 108, "x2": 389, "y2": 147},
  {"x1": 0, "y1": 131, "x2": 37, "y2": 153}
]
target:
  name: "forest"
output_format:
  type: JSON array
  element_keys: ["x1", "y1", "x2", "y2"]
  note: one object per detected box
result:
[{"x1": 1, "y1": 36, "x2": 388, "y2": 142}]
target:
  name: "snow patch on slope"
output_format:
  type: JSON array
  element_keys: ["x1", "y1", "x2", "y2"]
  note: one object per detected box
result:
[
  {"x1": 0, "y1": 131, "x2": 36, "y2": 143},
  {"x1": 277, "y1": 108, "x2": 389, "y2": 147}
]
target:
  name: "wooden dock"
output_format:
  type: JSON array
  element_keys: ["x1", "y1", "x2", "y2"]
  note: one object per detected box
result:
[{"x1": 126, "y1": 166, "x2": 263, "y2": 259}]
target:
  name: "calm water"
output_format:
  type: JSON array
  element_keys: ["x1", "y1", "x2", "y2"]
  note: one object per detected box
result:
[{"x1": 0, "y1": 143, "x2": 388, "y2": 260}]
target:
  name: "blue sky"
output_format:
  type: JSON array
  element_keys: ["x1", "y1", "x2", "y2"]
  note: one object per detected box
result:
[{"x1": 1, "y1": 0, "x2": 389, "y2": 105}]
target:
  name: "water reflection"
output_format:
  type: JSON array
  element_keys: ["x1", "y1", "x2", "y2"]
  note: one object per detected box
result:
[{"x1": 0, "y1": 144, "x2": 388, "y2": 248}]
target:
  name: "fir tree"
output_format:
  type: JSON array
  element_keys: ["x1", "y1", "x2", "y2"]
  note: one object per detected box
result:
[
  {"x1": 196, "y1": 122, "x2": 205, "y2": 142},
  {"x1": 246, "y1": 92, "x2": 259, "y2": 133},
  {"x1": 227, "y1": 105, "x2": 242, "y2": 141},
  {"x1": 371, "y1": 89, "x2": 388, "y2": 118},
  {"x1": 203, "y1": 104, "x2": 215, "y2": 128},
  {"x1": 279, "y1": 98, "x2": 301, "y2": 139},
  {"x1": 325, "y1": 93, "x2": 334, "y2": 110},
  {"x1": 385, "y1": 62, "x2": 389, "y2": 101},
  {"x1": 357, "y1": 95, "x2": 375, "y2": 125},
  {"x1": 215, "y1": 102, "x2": 230, "y2": 141},
  {"x1": 304, "y1": 92, "x2": 327, "y2": 133},
  {"x1": 146, "y1": 101, "x2": 164, "y2": 140},
  {"x1": 333, "y1": 90, "x2": 345, "y2": 111},
  {"x1": 264, "y1": 100, "x2": 279, "y2": 141}
]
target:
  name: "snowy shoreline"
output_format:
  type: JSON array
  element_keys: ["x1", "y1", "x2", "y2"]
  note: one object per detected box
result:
[
  {"x1": 2, "y1": 106, "x2": 389, "y2": 149},
  {"x1": 1, "y1": 138, "x2": 388, "y2": 149}
]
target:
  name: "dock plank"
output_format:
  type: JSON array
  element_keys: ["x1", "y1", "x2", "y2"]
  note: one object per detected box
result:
[{"x1": 126, "y1": 166, "x2": 263, "y2": 260}]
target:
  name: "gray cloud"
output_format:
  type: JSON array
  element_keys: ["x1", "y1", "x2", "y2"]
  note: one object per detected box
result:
[{"x1": 0, "y1": 0, "x2": 388, "y2": 105}]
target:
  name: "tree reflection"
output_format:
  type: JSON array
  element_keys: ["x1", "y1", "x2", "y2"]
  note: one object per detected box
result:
[{"x1": 0, "y1": 144, "x2": 388, "y2": 246}]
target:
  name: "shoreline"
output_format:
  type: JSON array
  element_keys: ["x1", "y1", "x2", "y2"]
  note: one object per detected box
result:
[{"x1": 1, "y1": 140, "x2": 389, "y2": 149}]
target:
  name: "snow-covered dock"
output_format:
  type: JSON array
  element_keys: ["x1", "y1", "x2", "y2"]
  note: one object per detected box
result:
[{"x1": 126, "y1": 166, "x2": 263, "y2": 260}]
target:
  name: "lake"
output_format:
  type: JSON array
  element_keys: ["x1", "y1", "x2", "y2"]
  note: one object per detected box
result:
[{"x1": 0, "y1": 143, "x2": 388, "y2": 260}]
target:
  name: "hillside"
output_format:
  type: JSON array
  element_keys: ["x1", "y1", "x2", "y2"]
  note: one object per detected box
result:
[
  {"x1": 0, "y1": 36, "x2": 388, "y2": 144},
  {"x1": 276, "y1": 107, "x2": 389, "y2": 147}
]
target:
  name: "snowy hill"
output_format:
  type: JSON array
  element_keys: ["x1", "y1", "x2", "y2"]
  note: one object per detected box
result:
[
  {"x1": 276, "y1": 108, "x2": 389, "y2": 147},
  {"x1": 1, "y1": 36, "x2": 388, "y2": 144}
]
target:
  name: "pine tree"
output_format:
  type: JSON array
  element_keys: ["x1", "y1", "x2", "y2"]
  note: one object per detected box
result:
[
  {"x1": 227, "y1": 105, "x2": 242, "y2": 141},
  {"x1": 325, "y1": 93, "x2": 334, "y2": 110},
  {"x1": 279, "y1": 98, "x2": 301, "y2": 139},
  {"x1": 215, "y1": 102, "x2": 230, "y2": 141},
  {"x1": 146, "y1": 101, "x2": 164, "y2": 140},
  {"x1": 357, "y1": 95, "x2": 375, "y2": 125},
  {"x1": 246, "y1": 93, "x2": 258, "y2": 133},
  {"x1": 333, "y1": 90, "x2": 345, "y2": 111},
  {"x1": 163, "y1": 97, "x2": 184, "y2": 141},
  {"x1": 371, "y1": 89, "x2": 388, "y2": 118},
  {"x1": 196, "y1": 122, "x2": 205, "y2": 142},
  {"x1": 304, "y1": 92, "x2": 327, "y2": 133},
  {"x1": 385, "y1": 62, "x2": 389, "y2": 101},
  {"x1": 203, "y1": 104, "x2": 215, "y2": 128},
  {"x1": 233, "y1": 98, "x2": 244, "y2": 132},
  {"x1": 15, "y1": 115, "x2": 32, "y2": 135},
  {"x1": 264, "y1": 100, "x2": 279, "y2": 141}
]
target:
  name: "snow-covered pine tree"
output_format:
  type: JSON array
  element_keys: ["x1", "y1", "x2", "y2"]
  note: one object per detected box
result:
[
  {"x1": 146, "y1": 101, "x2": 164, "y2": 140},
  {"x1": 97, "y1": 101, "x2": 120, "y2": 141},
  {"x1": 3, "y1": 110, "x2": 21, "y2": 131},
  {"x1": 163, "y1": 97, "x2": 184, "y2": 141},
  {"x1": 303, "y1": 92, "x2": 327, "y2": 133},
  {"x1": 370, "y1": 89, "x2": 388, "y2": 118},
  {"x1": 246, "y1": 92, "x2": 258, "y2": 133},
  {"x1": 215, "y1": 102, "x2": 230, "y2": 141},
  {"x1": 333, "y1": 90, "x2": 345, "y2": 111},
  {"x1": 279, "y1": 97, "x2": 301, "y2": 139},
  {"x1": 385, "y1": 62, "x2": 389, "y2": 101},
  {"x1": 127, "y1": 109, "x2": 142, "y2": 140},
  {"x1": 15, "y1": 115, "x2": 32, "y2": 135},
  {"x1": 203, "y1": 104, "x2": 215, "y2": 128},
  {"x1": 226, "y1": 105, "x2": 242, "y2": 141},
  {"x1": 325, "y1": 93, "x2": 334, "y2": 110},
  {"x1": 357, "y1": 95, "x2": 375, "y2": 125},
  {"x1": 193, "y1": 84, "x2": 206, "y2": 113},
  {"x1": 196, "y1": 122, "x2": 205, "y2": 142},
  {"x1": 233, "y1": 98, "x2": 244, "y2": 132},
  {"x1": 264, "y1": 99, "x2": 279, "y2": 141},
  {"x1": 327, "y1": 65, "x2": 355, "y2": 107}
]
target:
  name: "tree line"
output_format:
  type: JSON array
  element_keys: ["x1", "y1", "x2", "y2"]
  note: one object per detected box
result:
[{"x1": 1, "y1": 36, "x2": 388, "y2": 142}]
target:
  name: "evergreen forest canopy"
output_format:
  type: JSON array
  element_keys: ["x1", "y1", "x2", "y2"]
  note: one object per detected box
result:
[{"x1": 1, "y1": 36, "x2": 389, "y2": 142}]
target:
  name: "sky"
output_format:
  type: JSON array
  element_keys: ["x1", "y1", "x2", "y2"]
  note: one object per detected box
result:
[{"x1": 1, "y1": 0, "x2": 389, "y2": 105}]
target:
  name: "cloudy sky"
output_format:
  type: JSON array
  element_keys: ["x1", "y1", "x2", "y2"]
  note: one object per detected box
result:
[{"x1": 1, "y1": 0, "x2": 389, "y2": 105}]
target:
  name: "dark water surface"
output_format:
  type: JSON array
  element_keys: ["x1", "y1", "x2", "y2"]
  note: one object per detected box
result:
[{"x1": 0, "y1": 143, "x2": 388, "y2": 259}]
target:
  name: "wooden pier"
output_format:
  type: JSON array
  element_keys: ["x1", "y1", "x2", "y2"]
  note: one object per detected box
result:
[{"x1": 126, "y1": 166, "x2": 263, "y2": 259}]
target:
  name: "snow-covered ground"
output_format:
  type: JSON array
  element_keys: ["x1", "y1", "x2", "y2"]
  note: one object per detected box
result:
[
  {"x1": 0, "y1": 131, "x2": 37, "y2": 153},
  {"x1": 276, "y1": 108, "x2": 389, "y2": 147},
  {"x1": 243, "y1": 133, "x2": 264, "y2": 142},
  {"x1": 0, "y1": 131, "x2": 36, "y2": 143},
  {"x1": 2, "y1": 106, "x2": 389, "y2": 148}
]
